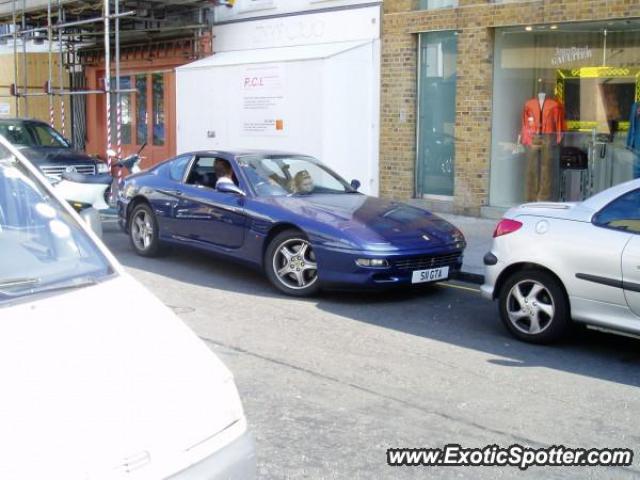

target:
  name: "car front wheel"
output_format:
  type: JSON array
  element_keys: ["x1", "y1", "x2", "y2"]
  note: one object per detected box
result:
[
  {"x1": 498, "y1": 269, "x2": 570, "y2": 344},
  {"x1": 265, "y1": 230, "x2": 320, "y2": 297}
]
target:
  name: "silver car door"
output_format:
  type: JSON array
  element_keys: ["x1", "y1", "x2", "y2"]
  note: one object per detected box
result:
[
  {"x1": 561, "y1": 218, "x2": 629, "y2": 306},
  {"x1": 591, "y1": 188, "x2": 640, "y2": 316},
  {"x1": 622, "y1": 236, "x2": 640, "y2": 317}
]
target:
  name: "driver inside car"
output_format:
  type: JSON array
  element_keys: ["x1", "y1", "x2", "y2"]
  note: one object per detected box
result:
[
  {"x1": 214, "y1": 159, "x2": 235, "y2": 189},
  {"x1": 293, "y1": 170, "x2": 314, "y2": 194}
]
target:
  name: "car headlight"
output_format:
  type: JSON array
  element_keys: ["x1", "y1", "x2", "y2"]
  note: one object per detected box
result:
[
  {"x1": 123, "y1": 184, "x2": 135, "y2": 199},
  {"x1": 96, "y1": 162, "x2": 109, "y2": 173},
  {"x1": 452, "y1": 230, "x2": 466, "y2": 249},
  {"x1": 355, "y1": 258, "x2": 389, "y2": 268}
]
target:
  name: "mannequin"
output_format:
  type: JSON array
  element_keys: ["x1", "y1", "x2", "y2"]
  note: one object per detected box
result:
[
  {"x1": 521, "y1": 84, "x2": 565, "y2": 201},
  {"x1": 538, "y1": 92, "x2": 546, "y2": 109}
]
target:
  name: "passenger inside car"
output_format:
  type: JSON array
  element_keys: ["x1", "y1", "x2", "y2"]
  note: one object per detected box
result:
[
  {"x1": 214, "y1": 159, "x2": 235, "y2": 189},
  {"x1": 293, "y1": 170, "x2": 314, "y2": 194},
  {"x1": 185, "y1": 156, "x2": 237, "y2": 189}
]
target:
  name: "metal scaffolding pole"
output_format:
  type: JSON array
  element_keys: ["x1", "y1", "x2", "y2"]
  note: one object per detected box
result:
[
  {"x1": 21, "y1": 0, "x2": 27, "y2": 116},
  {"x1": 104, "y1": 0, "x2": 112, "y2": 169},
  {"x1": 47, "y1": 0, "x2": 53, "y2": 127},
  {"x1": 2, "y1": 0, "x2": 207, "y2": 161},
  {"x1": 0, "y1": 11, "x2": 135, "y2": 39},
  {"x1": 115, "y1": 0, "x2": 121, "y2": 159},
  {"x1": 11, "y1": 0, "x2": 18, "y2": 113},
  {"x1": 57, "y1": 0, "x2": 65, "y2": 135}
]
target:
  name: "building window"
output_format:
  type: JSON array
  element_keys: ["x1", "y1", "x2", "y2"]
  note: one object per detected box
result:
[
  {"x1": 110, "y1": 76, "x2": 132, "y2": 145},
  {"x1": 415, "y1": 0, "x2": 458, "y2": 10},
  {"x1": 152, "y1": 73, "x2": 165, "y2": 146},
  {"x1": 490, "y1": 20, "x2": 640, "y2": 208},
  {"x1": 135, "y1": 74, "x2": 148, "y2": 145},
  {"x1": 417, "y1": 31, "x2": 458, "y2": 197}
]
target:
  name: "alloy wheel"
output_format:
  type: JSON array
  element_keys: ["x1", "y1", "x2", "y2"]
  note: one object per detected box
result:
[
  {"x1": 131, "y1": 210, "x2": 154, "y2": 251},
  {"x1": 506, "y1": 280, "x2": 555, "y2": 335},
  {"x1": 272, "y1": 238, "x2": 318, "y2": 290}
]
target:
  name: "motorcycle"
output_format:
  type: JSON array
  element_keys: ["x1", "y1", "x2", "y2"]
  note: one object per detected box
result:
[{"x1": 52, "y1": 143, "x2": 145, "y2": 211}]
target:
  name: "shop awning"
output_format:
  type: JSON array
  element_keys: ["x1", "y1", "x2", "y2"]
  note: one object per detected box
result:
[{"x1": 176, "y1": 40, "x2": 372, "y2": 71}]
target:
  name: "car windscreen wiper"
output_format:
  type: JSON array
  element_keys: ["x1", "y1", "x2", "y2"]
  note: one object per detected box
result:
[
  {"x1": 28, "y1": 277, "x2": 99, "y2": 296},
  {"x1": 0, "y1": 277, "x2": 40, "y2": 290},
  {"x1": 0, "y1": 276, "x2": 98, "y2": 299}
]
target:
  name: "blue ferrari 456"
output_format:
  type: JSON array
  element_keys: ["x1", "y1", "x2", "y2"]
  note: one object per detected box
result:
[{"x1": 117, "y1": 151, "x2": 467, "y2": 296}]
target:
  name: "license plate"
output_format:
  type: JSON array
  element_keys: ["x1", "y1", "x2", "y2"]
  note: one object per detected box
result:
[{"x1": 411, "y1": 266, "x2": 449, "y2": 284}]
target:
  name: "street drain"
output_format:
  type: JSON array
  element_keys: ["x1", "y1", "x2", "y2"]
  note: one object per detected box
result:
[{"x1": 167, "y1": 305, "x2": 196, "y2": 315}]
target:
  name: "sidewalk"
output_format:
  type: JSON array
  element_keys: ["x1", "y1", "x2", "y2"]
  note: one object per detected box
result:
[{"x1": 438, "y1": 213, "x2": 497, "y2": 280}]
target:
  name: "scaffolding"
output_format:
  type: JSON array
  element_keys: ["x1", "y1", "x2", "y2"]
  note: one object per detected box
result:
[{"x1": 0, "y1": 0, "x2": 218, "y2": 166}]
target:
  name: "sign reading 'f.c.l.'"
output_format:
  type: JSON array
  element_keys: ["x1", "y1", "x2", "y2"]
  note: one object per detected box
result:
[{"x1": 244, "y1": 77, "x2": 265, "y2": 88}]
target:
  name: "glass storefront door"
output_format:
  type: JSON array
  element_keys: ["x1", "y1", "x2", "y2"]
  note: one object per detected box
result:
[{"x1": 417, "y1": 31, "x2": 458, "y2": 197}]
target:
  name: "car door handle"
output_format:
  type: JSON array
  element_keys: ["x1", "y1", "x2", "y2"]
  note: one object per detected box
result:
[{"x1": 158, "y1": 189, "x2": 183, "y2": 197}]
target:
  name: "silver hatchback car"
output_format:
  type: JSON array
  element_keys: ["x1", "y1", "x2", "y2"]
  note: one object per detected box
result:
[{"x1": 482, "y1": 179, "x2": 640, "y2": 344}]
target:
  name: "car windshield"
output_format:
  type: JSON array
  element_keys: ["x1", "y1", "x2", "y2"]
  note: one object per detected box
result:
[
  {"x1": 0, "y1": 136, "x2": 112, "y2": 304},
  {"x1": 237, "y1": 155, "x2": 356, "y2": 196},
  {"x1": 0, "y1": 122, "x2": 69, "y2": 148}
]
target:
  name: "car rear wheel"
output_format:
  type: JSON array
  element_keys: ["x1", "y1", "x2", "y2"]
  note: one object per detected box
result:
[
  {"x1": 129, "y1": 203, "x2": 161, "y2": 257},
  {"x1": 265, "y1": 230, "x2": 320, "y2": 297},
  {"x1": 498, "y1": 269, "x2": 570, "y2": 344}
]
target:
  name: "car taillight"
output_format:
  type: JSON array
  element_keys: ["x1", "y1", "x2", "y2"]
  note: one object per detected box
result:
[{"x1": 493, "y1": 218, "x2": 523, "y2": 238}]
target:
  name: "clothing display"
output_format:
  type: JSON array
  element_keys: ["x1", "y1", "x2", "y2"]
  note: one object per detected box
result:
[
  {"x1": 520, "y1": 97, "x2": 566, "y2": 146},
  {"x1": 490, "y1": 21, "x2": 640, "y2": 208},
  {"x1": 525, "y1": 135, "x2": 556, "y2": 202},
  {"x1": 521, "y1": 96, "x2": 564, "y2": 201}
]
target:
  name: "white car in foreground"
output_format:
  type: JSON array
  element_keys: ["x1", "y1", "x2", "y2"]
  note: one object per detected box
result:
[
  {"x1": 0, "y1": 135, "x2": 256, "y2": 479},
  {"x1": 482, "y1": 179, "x2": 640, "y2": 344}
]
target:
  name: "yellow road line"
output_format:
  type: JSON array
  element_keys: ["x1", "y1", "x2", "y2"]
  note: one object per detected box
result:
[{"x1": 438, "y1": 282, "x2": 481, "y2": 294}]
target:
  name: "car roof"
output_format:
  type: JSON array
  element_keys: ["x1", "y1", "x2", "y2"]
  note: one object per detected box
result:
[
  {"x1": 581, "y1": 178, "x2": 640, "y2": 211},
  {"x1": 0, "y1": 117, "x2": 50, "y2": 126},
  {"x1": 185, "y1": 149, "x2": 312, "y2": 159}
]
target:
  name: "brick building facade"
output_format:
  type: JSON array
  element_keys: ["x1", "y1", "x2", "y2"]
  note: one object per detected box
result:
[{"x1": 381, "y1": 0, "x2": 640, "y2": 217}]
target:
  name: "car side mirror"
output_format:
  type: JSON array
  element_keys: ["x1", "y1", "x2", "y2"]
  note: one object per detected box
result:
[
  {"x1": 350, "y1": 179, "x2": 361, "y2": 191},
  {"x1": 217, "y1": 182, "x2": 245, "y2": 196}
]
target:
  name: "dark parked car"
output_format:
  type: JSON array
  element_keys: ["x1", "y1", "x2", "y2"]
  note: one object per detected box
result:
[
  {"x1": 118, "y1": 150, "x2": 466, "y2": 296},
  {"x1": 0, "y1": 118, "x2": 107, "y2": 178}
]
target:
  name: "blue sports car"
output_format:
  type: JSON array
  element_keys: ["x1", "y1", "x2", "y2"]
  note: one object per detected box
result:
[{"x1": 117, "y1": 151, "x2": 466, "y2": 296}]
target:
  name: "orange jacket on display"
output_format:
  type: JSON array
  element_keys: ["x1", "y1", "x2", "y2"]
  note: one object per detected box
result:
[{"x1": 521, "y1": 97, "x2": 566, "y2": 145}]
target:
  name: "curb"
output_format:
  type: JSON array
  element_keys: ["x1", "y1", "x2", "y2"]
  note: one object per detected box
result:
[{"x1": 452, "y1": 271, "x2": 484, "y2": 285}]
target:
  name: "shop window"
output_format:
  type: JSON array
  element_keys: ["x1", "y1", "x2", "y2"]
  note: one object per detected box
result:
[
  {"x1": 417, "y1": 31, "x2": 458, "y2": 197},
  {"x1": 152, "y1": 73, "x2": 165, "y2": 146},
  {"x1": 415, "y1": 0, "x2": 457, "y2": 9},
  {"x1": 490, "y1": 20, "x2": 640, "y2": 208}
]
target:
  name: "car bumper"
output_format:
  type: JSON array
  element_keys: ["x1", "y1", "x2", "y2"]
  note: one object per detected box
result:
[
  {"x1": 168, "y1": 429, "x2": 256, "y2": 480},
  {"x1": 116, "y1": 198, "x2": 129, "y2": 232},
  {"x1": 481, "y1": 251, "x2": 501, "y2": 300},
  {"x1": 314, "y1": 246, "x2": 464, "y2": 289}
]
